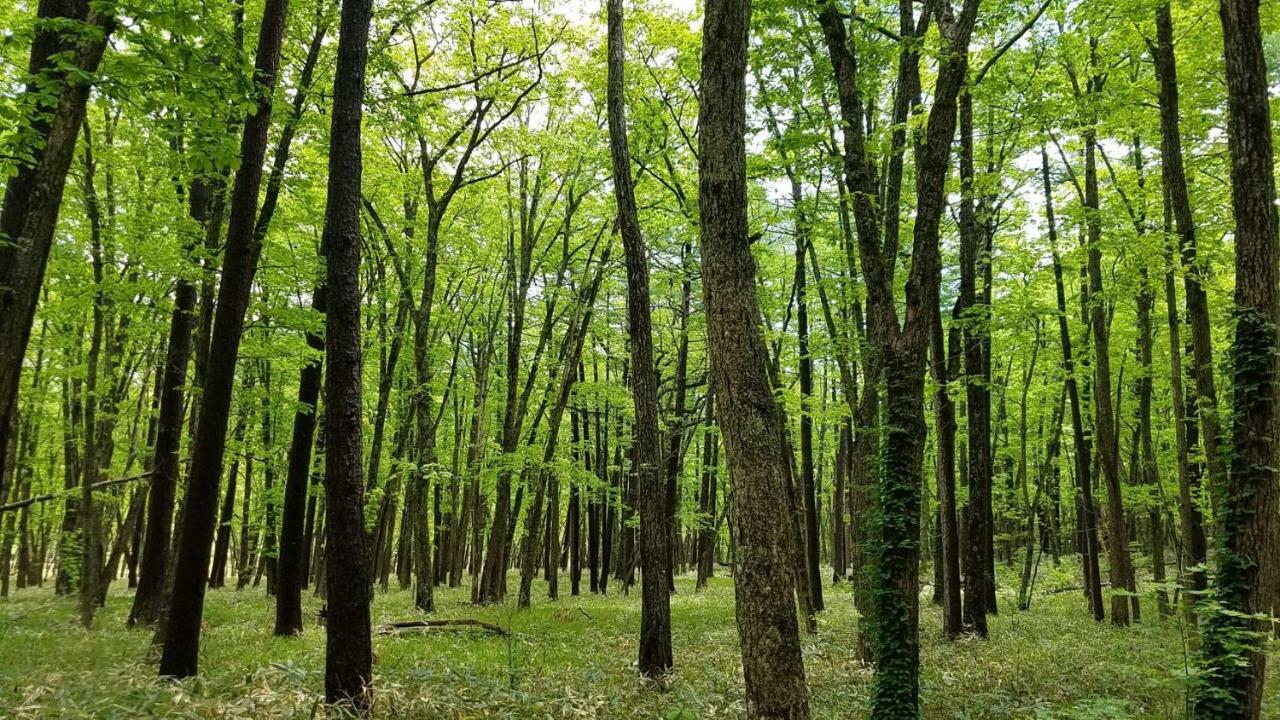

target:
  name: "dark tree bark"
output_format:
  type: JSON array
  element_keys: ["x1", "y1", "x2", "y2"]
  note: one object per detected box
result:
[
  {"x1": 1195, "y1": 0, "x2": 1279, "y2": 715},
  {"x1": 1150, "y1": 1, "x2": 1209, "y2": 614},
  {"x1": 237, "y1": 443, "x2": 255, "y2": 590},
  {"x1": 930, "y1": 299, "x2": 963, "y2": 637},
  {"x1": 515, "y1": 243, "x2": 611, "y2": 608},
  {"x1": 208, "y1": 432, "x2": 241, "y2": 589},
  {"x1": 696, "y1": 390, "x2": 718, "y2": 590},
  {"x1": 476, "y1": 174, "x2": 541, "y2": 605},
  {"x1": 0, "y1": 1, "x2": 115, "y2": 476},
  {"x1": 128, "y1": 184, "x2": 210, "y2": 626},
  {"x1": 1082, "y1": 123, "x2": 1137, "y2": 626},
  {"x1": 698, "y1": 0, "x2": 809, "y2": 713},
  {"x1": 794, "y1": 222, "x2": 823, "y2": 612},
  {"x1": 274, "y1": 289, "x2": 325, "y2": 636},
  {"x1": 257, "y1": 364, "x2": 277, "y2": 594},
  {"x1": 1040, "y1": 146, "x2": 1104, "y2": 622},
  {"x1": 320, "y1": 0, "x2": 375, "y2": 706},
  {"x1": 957, "y1": 91, "x2": 993, "y2": 634},
  {"x1": 821, "y1": 0, "x2": 978, "y2": 712},
  {"x1": 158, "y1": 0, "x2": 290, "y2": 678},
  {"x1": 607, "y1": 0, "x2": 673, "y2": 676}
]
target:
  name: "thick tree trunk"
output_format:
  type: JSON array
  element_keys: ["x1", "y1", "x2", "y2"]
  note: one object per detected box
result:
[
  {"x1": 698, "y1": 0, "x2": 810, "y2": 713},
  {"x1": 0, "y1": 1, "x2": 115, "y2": 474},
  {"x1": 1195, "y1": 0, "x2": 1280, "y2": 715},
  {"x1": 319, "y1": 0, "x2": 375, "y2": 706}
]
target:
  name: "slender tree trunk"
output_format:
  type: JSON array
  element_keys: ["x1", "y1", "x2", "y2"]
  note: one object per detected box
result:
[
  {"x1": 1041, "y1": 147, "x2": 1104, "y2": 622},
  {"x1": 158, "y1": 0, "x2": 289, "y2": 677},
  {"x1": 607, "y1": 0, "x2": 673, "y2": 676},
  {"x1": 696, "y1": 391, "x2": 718, "y2": 590},
  {"x1": 274, "y1": 290, "x2": 325, "y2": 635},
  {"x1": 208, "y1": 436, "x2": 240, "y2": 589},
  {"x1": 794, "y1": 229, "x2": 823, "y2": 611},
  {"x1": 1083, "y1": 126, "x2": 1137, "y2": 626},
  {"x1": 1151, "y1": 2, "x2": 1209, "y2": 618},
  {"x1": 237, "y1": 446, "x2": 255, "y2": 590},
  {"x1": 930, "y1": 299, "x2": 963, "y2": 637},
  {"x1": 516, "y1": 246, "x2": 611, "y2": 608},
  {"x1": 957, "y1": 91, "x2": 993, "y2": 634}
]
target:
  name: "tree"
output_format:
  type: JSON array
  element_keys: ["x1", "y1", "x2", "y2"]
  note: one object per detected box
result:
[
  {"x1": 0, "y1": 1, "x2": 115, "y2": 479},
  {"x1": 158, "y1": 0, "x2": 290, "y2": 678},
  {"x1": 698, "y1": 0, "x2": 810, "y2": 713},
  {"x1": 606, "y1": 0, "x2": 672, "y2": 678},
  {"x1": 319, "y1": 0, "x2": 375, "y2": 705},
  {"x1": 1195, "y1": 0, "x2": 1279, "y2": 715}
]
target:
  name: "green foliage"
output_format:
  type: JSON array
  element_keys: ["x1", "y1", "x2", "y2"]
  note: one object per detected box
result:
[{"x1": 4, "y1": 560, "x2": 1273, "y2": 718}]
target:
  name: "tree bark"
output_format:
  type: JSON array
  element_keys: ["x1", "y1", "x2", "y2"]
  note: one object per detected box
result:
[
  {"x1": 607, "y1": 0, "x2": 673, "y2": 675},
  {"x1": 957, "y1": 91, "x2": 993, "y2": 634},
  {"x1": 0, "y1": 0, "x2": 115, "y2": 475},
  {"x1": 1083, "y1": 124, "x2": 1137, "y2": 626},
  {"x1": 930, "y1": 299, "x2": 963, "y2": 637},
  {"x1": 698, "y1": 0, "x2": 810, "y2": 713},
  {"x1": 1196, "y1": 0, "x2": 1280, "y2": 715},
  {"x1": 1040, "y1": 146, "x2": 1104, "y2": 622},
  {"x1": 274, "y1": 289, "x2": 325, "y2": 635},
  {"x1": 158, "y1": 0, "x2": 290, "y2": 678},
  {"x1": 1151, "y1": 1, "x2": 1209, "y2": 616},
  {"x1": 320, "y1": 0, "x2": 375, "y2": 708}
]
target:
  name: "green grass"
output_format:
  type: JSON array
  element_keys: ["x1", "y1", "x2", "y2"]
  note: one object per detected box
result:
[{"x1": 0, "y1": 561, "x2": 1276, "y2": 718}]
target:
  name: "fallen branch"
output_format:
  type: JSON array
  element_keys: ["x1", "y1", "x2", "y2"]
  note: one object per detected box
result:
[{"x1": 376, "y1": 619, "x2": 508, "y2": 636}]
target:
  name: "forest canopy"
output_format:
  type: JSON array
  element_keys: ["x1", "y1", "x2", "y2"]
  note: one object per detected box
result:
[{"x1": 0, "y1": 0, "x2": 1278, "y2": 717}]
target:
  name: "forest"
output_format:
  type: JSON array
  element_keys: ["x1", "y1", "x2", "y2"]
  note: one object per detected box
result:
[{"x1": 0, "y1": 0, "x2": 1278, "y2": 716}]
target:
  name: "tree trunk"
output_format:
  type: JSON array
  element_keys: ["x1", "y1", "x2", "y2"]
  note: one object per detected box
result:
[
  {"x1": 158, "y1": 0, "x2": 289, "y2": 678},
  {"x1": 1151, "y1": 1, "x2": 1209, "y2": 619},
  {"x1": 208, "y1": 435, "x2": 240, "y2": 589},
  {"x1": 930, "y1": 299, "x2": 963, "y2": 637},
  {"x1": 957, "y1": 91, "x2": 993, "y2": 634},
  {"x1": 274, "y1": 289, "x2": 325, "y2": 635},
  {"x1": 1083, "y1": 126, "x2": 1137, "y2": 626},
  {"x1": 1041, "y1": 147, "x2": 1104, "y2": 622},
  {"x1": 1195, "y1": 0, "x2": 1279, "y2": 715},
  {"x1": 698, "y1": 0, "x2": 810, "y2": 712},
  {"x1": 0, "y1": 1, "x2": 115, "y2": 474},
  {"x1": 607, "y1": 0, "x2": 673, "y2": 677},
  {"x1": 319, "y1": 0, "x2": 375, "y2": 706},
  {"x1": 794, "y1": 226, "x2": 823, "y2": 612}
]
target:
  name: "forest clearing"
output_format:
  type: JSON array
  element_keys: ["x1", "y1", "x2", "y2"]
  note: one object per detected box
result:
[{"x1": 1, "y1": 0, "x2": 1279, "y2": 716}]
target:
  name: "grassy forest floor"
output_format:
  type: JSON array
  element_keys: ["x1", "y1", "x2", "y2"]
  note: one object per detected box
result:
[{"x1": 1, "y1": 559, "x2": 1277, "y2": 719}]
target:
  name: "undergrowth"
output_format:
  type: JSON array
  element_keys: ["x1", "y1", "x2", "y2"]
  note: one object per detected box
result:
[{"x1": 0, "y1": 558, "x2": 1276, "y2": 718}]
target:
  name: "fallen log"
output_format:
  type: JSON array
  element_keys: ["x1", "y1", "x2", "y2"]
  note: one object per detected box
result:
[{"x1": 376, "y1": 619, "x2": 508, "y2": 636}]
